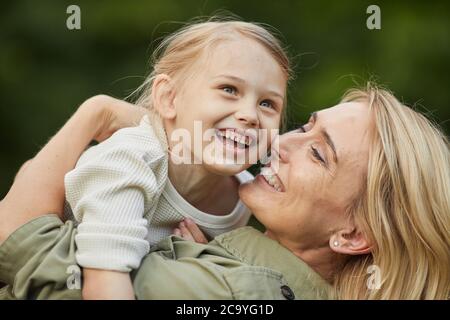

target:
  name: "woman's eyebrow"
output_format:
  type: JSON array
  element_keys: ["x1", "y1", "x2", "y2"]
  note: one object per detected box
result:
[{"x1": 312, "y1": 112, "x2": 339, "y2": 164}]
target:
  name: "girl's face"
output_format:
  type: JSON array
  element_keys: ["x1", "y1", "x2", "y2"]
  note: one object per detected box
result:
[{"x1": 167, "y1": 36, "x2": 287, "y2": 175}]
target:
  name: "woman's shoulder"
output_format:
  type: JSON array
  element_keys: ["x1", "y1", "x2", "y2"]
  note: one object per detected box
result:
[
  {"x1": 135, "y1": 234, "x2": 290, "y2": 299},
  {"x1": 135, "y1": 229, "x2": 329, "y2": 300}
]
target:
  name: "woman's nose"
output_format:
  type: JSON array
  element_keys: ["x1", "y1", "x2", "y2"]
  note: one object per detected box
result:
[
  {"x1": 270, "y1": 134, "x2": 288, "y2": 164},
  {"x1": 234, "y1": 102, "x2": 259, "y2": 127},
  {"x1": 277, "y1": 131, "x2": 304, "y2": 162}
]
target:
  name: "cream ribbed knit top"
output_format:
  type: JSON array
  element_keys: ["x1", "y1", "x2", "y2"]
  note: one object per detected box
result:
[{"x1": 64, "y1": 116, "x2": 253, "y2": 272}]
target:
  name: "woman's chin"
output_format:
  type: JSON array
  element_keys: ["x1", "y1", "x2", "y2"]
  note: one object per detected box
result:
[{"x1": 238, "y1": 179, "x2": 266, "y2": 211}]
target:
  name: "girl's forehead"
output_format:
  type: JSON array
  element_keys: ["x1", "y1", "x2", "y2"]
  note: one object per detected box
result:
[
  {"x1": 194, "y1": 37, "x2": 272, "y2": 66},
  {"x1": 196, "y1": 38, "x2": 287, "y2": 84}
]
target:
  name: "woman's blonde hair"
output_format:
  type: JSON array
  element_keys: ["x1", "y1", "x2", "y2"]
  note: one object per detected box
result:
[
  {"x1": 132, "y1": 16, "x2": 292, "y2": 129},
  {"x1": 333, "y1": 84, "x2": 450, "y2": 299}
]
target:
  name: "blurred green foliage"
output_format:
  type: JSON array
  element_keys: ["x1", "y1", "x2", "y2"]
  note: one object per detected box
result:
[{"x1": 1, "y1": 0, "x2": 449, "y2": 197}]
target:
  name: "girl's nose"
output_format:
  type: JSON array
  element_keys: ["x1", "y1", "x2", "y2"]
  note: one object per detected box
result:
[{"x1": 234, "y1": 102, "x2": 259, "y2": 128}]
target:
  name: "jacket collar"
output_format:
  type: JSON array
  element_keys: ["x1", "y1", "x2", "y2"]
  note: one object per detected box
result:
[{"x1": 214, "y1": 227, "x2": 331, "y2": 299}]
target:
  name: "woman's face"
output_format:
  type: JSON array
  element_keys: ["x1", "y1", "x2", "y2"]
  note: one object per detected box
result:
[{"x1": 239, "y1": 101, "x2": 374, "y2": 249}]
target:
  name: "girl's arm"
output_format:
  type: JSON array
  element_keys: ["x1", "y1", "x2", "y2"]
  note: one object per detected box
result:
[
  {"x1": 0, "y1": 95, "x2": 146, "y2": 243},
  {"x1": 82, "y1": 269, "x2": 135, "y2": 300}
]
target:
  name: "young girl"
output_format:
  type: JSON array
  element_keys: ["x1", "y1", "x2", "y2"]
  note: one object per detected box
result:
[{"x1": 64, "y1": 18, "x2": 292, "y2": 299}]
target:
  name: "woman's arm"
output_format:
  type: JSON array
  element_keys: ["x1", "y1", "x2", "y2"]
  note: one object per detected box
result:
[{"x1": 0, "y1": 95, "x2": 146, "y2": 243}]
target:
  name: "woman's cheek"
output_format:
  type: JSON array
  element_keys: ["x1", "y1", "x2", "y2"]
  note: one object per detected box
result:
[{"x1": 292, "y1": 168, "x2": 316, "y2": 195}]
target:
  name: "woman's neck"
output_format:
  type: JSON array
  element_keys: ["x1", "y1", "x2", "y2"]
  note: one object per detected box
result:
[
  {"x1": 265, "y1": 230, "x2": 340, "y2": 282},
  {"x1": 168, "y1": 159, "x2": 240, "y2": 216}
]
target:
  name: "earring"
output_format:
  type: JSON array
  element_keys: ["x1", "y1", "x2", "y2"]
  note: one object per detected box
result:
[{"x1": 333, "y1": 240, "x2": 339, "y2": 247}]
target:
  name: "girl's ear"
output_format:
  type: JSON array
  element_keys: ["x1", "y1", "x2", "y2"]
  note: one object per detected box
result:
[
  {"x1": 329, "y1": 228, "x2": 372, "y2": 256},
  {"x1": 151, "y1": 74, "x2": 177, "y2": 120}
]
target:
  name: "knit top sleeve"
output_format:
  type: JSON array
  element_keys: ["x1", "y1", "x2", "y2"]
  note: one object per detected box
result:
[{"x1": 64, "y1": 115, "x2": 168, "y2": 272}]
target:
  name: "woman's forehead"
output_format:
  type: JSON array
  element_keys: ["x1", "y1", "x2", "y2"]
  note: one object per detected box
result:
[
  {"x1": 321, "y1": 102, "x2": 369, "y2": 122},
  {"x1": 317, "y1": 102, "x2": 373, "y2": 159},
  {"x1": 306, "y1": 102, "x2": 373, "y2": 163}
]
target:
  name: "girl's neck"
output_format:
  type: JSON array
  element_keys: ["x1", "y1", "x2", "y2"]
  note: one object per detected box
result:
[{"x1": 168, "y1": 159, "x2": 240, "y2": 216}]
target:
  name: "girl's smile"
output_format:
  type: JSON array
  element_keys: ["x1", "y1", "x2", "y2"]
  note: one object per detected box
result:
[{"x1": 166, "y1": 36, "x2": 287, "y2": 175}]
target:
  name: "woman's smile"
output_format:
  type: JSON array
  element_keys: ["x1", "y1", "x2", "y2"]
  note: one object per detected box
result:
[{"x1": 258, "y1": 166, "x2": 285, "y2": 192}]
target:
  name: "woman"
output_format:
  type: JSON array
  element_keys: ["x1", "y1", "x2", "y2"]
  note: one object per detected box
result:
[{"x1": 0, "y1": 85, "x2": 448, "y2": 299}]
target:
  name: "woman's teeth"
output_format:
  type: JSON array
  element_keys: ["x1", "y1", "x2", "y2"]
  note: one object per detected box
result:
[
  {"x1": 260, "y1": 167, "x2": 283, "y2": 192},
  {"x1": 217, "y1": 129, "x2": 252, "y2": 149}
]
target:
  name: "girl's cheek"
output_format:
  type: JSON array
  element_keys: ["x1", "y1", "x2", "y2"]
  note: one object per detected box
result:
[{"x1": 261, "y1": 116, "x2": 280, "y2": 129}]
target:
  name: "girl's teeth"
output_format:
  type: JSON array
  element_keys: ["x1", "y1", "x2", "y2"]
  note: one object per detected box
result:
[{"x1": 219, "y1": 129, "x2": 251, "y2": 147}]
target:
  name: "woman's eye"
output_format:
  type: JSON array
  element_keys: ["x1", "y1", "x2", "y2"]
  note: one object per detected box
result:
[
  {"x1": 311, "y1": 146, "x2": 326, "y2": 164},
  {"x1": 222, "y1": 86, "x2": 237, "y2": 95},
  {"x1": 260, "y1": 100, "x2": 275, "y2": 109},
  {"x1": 299, "y1": 124, "x2": 306, "y2": 133},
  {"x1": 298, "y1": 122, "x2": 311, "y2": 133}
]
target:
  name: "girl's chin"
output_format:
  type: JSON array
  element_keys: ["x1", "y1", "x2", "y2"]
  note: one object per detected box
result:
[
  {"x1": 200, "y1": 154, "x2": 250, "y2": 175},
  {"x1": 202, "y1": 161, "x2": 249, "y2": 176}
]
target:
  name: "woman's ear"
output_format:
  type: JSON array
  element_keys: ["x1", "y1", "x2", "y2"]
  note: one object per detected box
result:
[
  {"x1": 151, "y1": 74, "x2": 177, "y2": 120},
  {"x1": 329, "y1": 228, "x2": 372, "y2": 255}
]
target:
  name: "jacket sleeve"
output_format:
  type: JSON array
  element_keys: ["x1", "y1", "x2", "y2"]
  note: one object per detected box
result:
[
  {"x1": 131, "y1": 238, "x2": 290, "y2": 300},
  {"x1": 133, "y1": 243, "x2": 234, "y2": 299},
  {"x1": 64, "y1": 124, "x2": 167, "y2": 272},
  {"x1": 0, "y1": 215, "x2": 82, "y2": 300}
]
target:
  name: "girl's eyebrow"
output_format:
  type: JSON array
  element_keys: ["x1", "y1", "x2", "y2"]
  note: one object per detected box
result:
[
  {"x1": 268, "y1": 91, "x2": 284, "y2": 100},
  {"x1": 213, "y1": 74, "x2": 246, "y2": 83},
  {"x1": 312, "y1": 112, "x2": 339, "y2": 164}
]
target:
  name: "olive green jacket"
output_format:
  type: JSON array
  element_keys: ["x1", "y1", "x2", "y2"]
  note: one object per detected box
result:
[{"x1": 0, "y1": 215, "x2": 329, "y2": 300}]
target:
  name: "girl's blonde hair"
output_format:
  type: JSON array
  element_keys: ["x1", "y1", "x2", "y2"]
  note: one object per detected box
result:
[
  {"x1": 334, "y1": 84, "x2": 450, "y2": 299},
  {"x1": 132, "y1": 16, "x2": 292, "y2": 129}
]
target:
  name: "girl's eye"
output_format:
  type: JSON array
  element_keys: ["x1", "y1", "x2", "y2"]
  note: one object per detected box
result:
[
  {"x1": 222, "y1": 86, "x2": 237, "y2": 95},
  {"x1": 311, "y1": 146, "x2": 326, "y2": 164},
  {"x1": 260, "y1": 100, "x2": 275, "y2": 110}
]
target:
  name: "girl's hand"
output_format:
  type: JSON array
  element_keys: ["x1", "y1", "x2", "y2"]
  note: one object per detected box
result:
[{"x1": 173, "y1": 218, "x2": 208, "y2": 244}]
